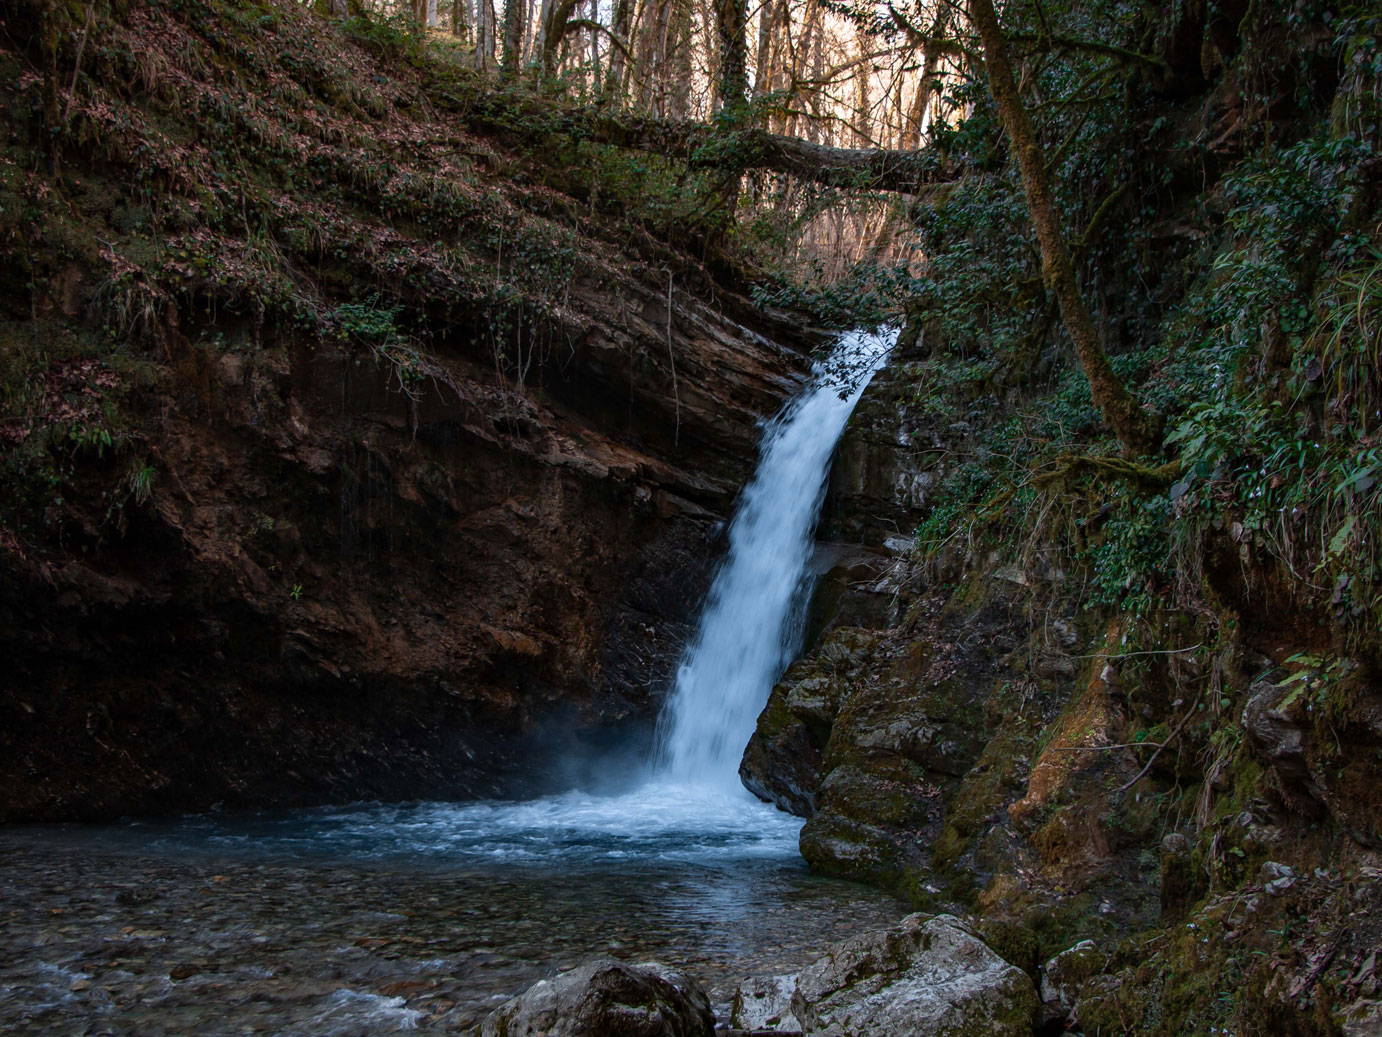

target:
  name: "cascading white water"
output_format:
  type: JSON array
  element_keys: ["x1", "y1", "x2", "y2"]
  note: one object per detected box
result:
[
  {"x1": 119, "y1": 329, "x2": 895, "y2": 873},
  {"x1": 653, "y1": 327, "x2": 895, "y2": 788}
]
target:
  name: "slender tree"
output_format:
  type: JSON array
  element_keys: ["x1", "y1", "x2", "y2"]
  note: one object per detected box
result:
[
  {"x1": 714, "y1": 0, "x2": 748, "y2": 117},
  {"x1": 501, "y1": 0, "x2": 524, "y2": 78},
  {"x1": 902, "y1": 3, "x2": 951, "y2": 148},
  {"x1": 668, "y1": 0, "x2": 693, "y2": 118},
  {"x1": 601, "y1": 0, "x2": 634, "y2": 100},
  {"x1": 475, "y1": 0, "x2": 497, "y2": 69},
  {"x1": 968, "y1": 0, "x2": 1157, "y2": 455}
]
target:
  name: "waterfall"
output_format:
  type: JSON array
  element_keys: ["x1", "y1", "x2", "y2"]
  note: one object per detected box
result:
[
  {"x1": 653, "y1": 328, "x2": 894, "y2": 788},
  {"x1": 40, "y1": 329, "x2": 901, "y2": 907}
]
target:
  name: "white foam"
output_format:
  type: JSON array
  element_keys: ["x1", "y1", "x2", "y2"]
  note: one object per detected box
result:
[
  {"x1": 655, "y1": 329, "x2": 894, "y2": 786},
  {"x1": 305, "y1": 989, "x2": 422, "y2": 1034}
]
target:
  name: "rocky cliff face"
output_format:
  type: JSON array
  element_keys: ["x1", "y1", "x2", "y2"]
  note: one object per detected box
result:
[
  {"x1": 742, "y1": 335, "x2": 1382, "y2": 1032},
  {"x1": 0, "y1": 285, "x2": 802, "y2": 822},
  {"x1": 0, "y1": 0, "x2": 814, "y2": 821}
]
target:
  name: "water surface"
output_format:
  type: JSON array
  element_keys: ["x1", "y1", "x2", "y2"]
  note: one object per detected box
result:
[{"x1": 0, "y1": 787, "x2": 902, "y2": 1034}]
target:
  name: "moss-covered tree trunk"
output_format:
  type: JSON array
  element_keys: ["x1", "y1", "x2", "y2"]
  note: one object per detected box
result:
[
  {"x1": 35, "y1": 0, "x2": 61, "y2": 132},
  {"x1": 968, "y1": 0, "x2": 1157, "y2": 456},
  {"x1": 714, "y1": 0, "x2": 748, "y2": 116},
  {"x1": 501, "y1": 0, "x2": 524, "y2": 78}
]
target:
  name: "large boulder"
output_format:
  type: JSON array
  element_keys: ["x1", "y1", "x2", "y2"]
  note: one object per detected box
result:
[
  {"x1": 789, "y1": 913, "x2": 1038, "y2": 1036},
  {"x1": 480, "y1": 959, "x2": 715, "y2": 1037}
]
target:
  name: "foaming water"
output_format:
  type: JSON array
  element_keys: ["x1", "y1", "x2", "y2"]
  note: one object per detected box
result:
[
  {"x1": 654, "y1": 328, "x2": 894, "y2": 787},
  {"x1": 90, "y1": 780, "x2": 805, "y2": 867}
]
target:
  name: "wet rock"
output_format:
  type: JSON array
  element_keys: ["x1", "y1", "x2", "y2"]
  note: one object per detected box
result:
[
  {"x1": 825, "y1": 363, "x2": 935, "y2": 547},
  {"x1": 1343, "y1": 999, "x2": 1382, "y2": 1036},
  {"x1": 1240, "y1": 678, "x2": 1382, "y2": 847},
  {"x1": 1243, "y1": 683, "x2": 1310, "y2": 775},
  {"x1": 480, "y1": 959, "x2": 714, "y2": 1037},
  {"x1": 739, "y1": 629, "x2": 878, "y2": 817},
  {"x1": 1241, "y1": 680, "x2": 1330, "y2": 821},
  {"x1": 1068, "y1": 971, "x2": 1126, "y2": 1032},
  {"x1": 797, "y1": 624, "x2": 991, "y2": 887},
  {"x1": 1039, "y1": 940, "x2": 1106, "y2": 1012},
  {"x1": 789, "y1": 913, "x2": 1038, "y2": 1037},
  {"x1": 730, "y1": 974, "x2": 800, "y2": 1031}
]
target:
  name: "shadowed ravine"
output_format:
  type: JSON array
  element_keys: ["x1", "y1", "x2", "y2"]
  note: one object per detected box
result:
[{"x1": 0, "y1": 330, "x2": 899, "y2": 1034}]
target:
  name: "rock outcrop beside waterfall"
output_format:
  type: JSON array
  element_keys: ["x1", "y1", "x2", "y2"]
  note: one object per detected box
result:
[{"x1": 0, "y1": 0, "x2": 816, "y2": 822}]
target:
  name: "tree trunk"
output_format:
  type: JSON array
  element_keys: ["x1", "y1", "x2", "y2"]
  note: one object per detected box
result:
[
  {"x1": 459, "y1": 105, "x2": 957, "y2": 192},
  {"x1": 601, "y1": 0, "x2": 633, "y2": 100},
  {"x1": 714, "y1": 0, "x2": 747, "y2": 118},
  {"x1": 710, "y1": 0, "x2": 748, "y2": 219},
  {"x1": 588, "y1": 0, "x2": 601, "y2": 88},
  {"x1": 753, "y1": 0, "x2": 771, "y2": 99},
  {"x1": 853, "y1": 26, "x2": 871, "y2": 146},
  {"x1": 37, "y1": 0, "x2": 61, "y2": 138},
  {"x1": 806, "y1": 1, "x2": 824, "y2": 142},
  {"x1": 968, "y1": 0, "x2": 1156, "y2": 455},
  {"x1": 528, "y1": 0, "x2": 544, "y2": 63},
  {"x1": 501, "y1": 0, "x2": 524, "y2": 78},
  {"x1": 637, "y1": 0, "x2": 672, "y2": 116},
  {"x1": 667, "y1": 0, "x2": 692, "y2": 119},
  {"x1": 903, "y1": 4, "x2": 950, "y2": 148},
  {"x1": 476, "y1": 0, "x2": 497, "y2": 69},
  {"x1": 451, "y1": 0, "x2": 468, "y2": 38}
]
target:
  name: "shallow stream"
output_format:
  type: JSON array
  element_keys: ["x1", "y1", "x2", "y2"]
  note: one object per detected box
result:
[{"x1": 0, "y1": 786, "x2": 901, "y2": 1034}]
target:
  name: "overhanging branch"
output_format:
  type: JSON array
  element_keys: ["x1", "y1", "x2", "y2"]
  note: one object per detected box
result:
[{"x1": 464, "y1": 100, "x2": 960, "y2": 193}]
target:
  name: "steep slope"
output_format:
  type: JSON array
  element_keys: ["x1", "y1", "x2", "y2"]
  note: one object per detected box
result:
[
  {"x1": 0, "y1": 0, "x2": 814, "y2": 819},
  {"x1": 739, "y1": 2, "x2": 1382, "y2": 1032}
]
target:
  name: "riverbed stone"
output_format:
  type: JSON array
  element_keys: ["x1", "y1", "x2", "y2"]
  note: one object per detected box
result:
[
  {"x1": 789, "y1": 913, "x2": 1039, "y2": 1037},
  {"x1": 479, "y1": 959, "x2": 715, "y2": 1037},
  {"x1": 729, "y1": 973, "x2": 800, "y2": 1031}
]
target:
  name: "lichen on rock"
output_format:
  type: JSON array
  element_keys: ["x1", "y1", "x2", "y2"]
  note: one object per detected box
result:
[{"x1": 789, "y1": 913, "x2": 1039, "y2": 1037}]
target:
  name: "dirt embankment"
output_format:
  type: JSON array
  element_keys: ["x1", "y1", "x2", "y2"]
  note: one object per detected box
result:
[{"x1": 0, "y1": 0, "x2": 815, "y2": 820}]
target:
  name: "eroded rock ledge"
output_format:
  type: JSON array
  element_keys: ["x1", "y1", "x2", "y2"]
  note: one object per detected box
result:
[{"x1": 0, "y1": 280, "x2": 808, "y2": 820}]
